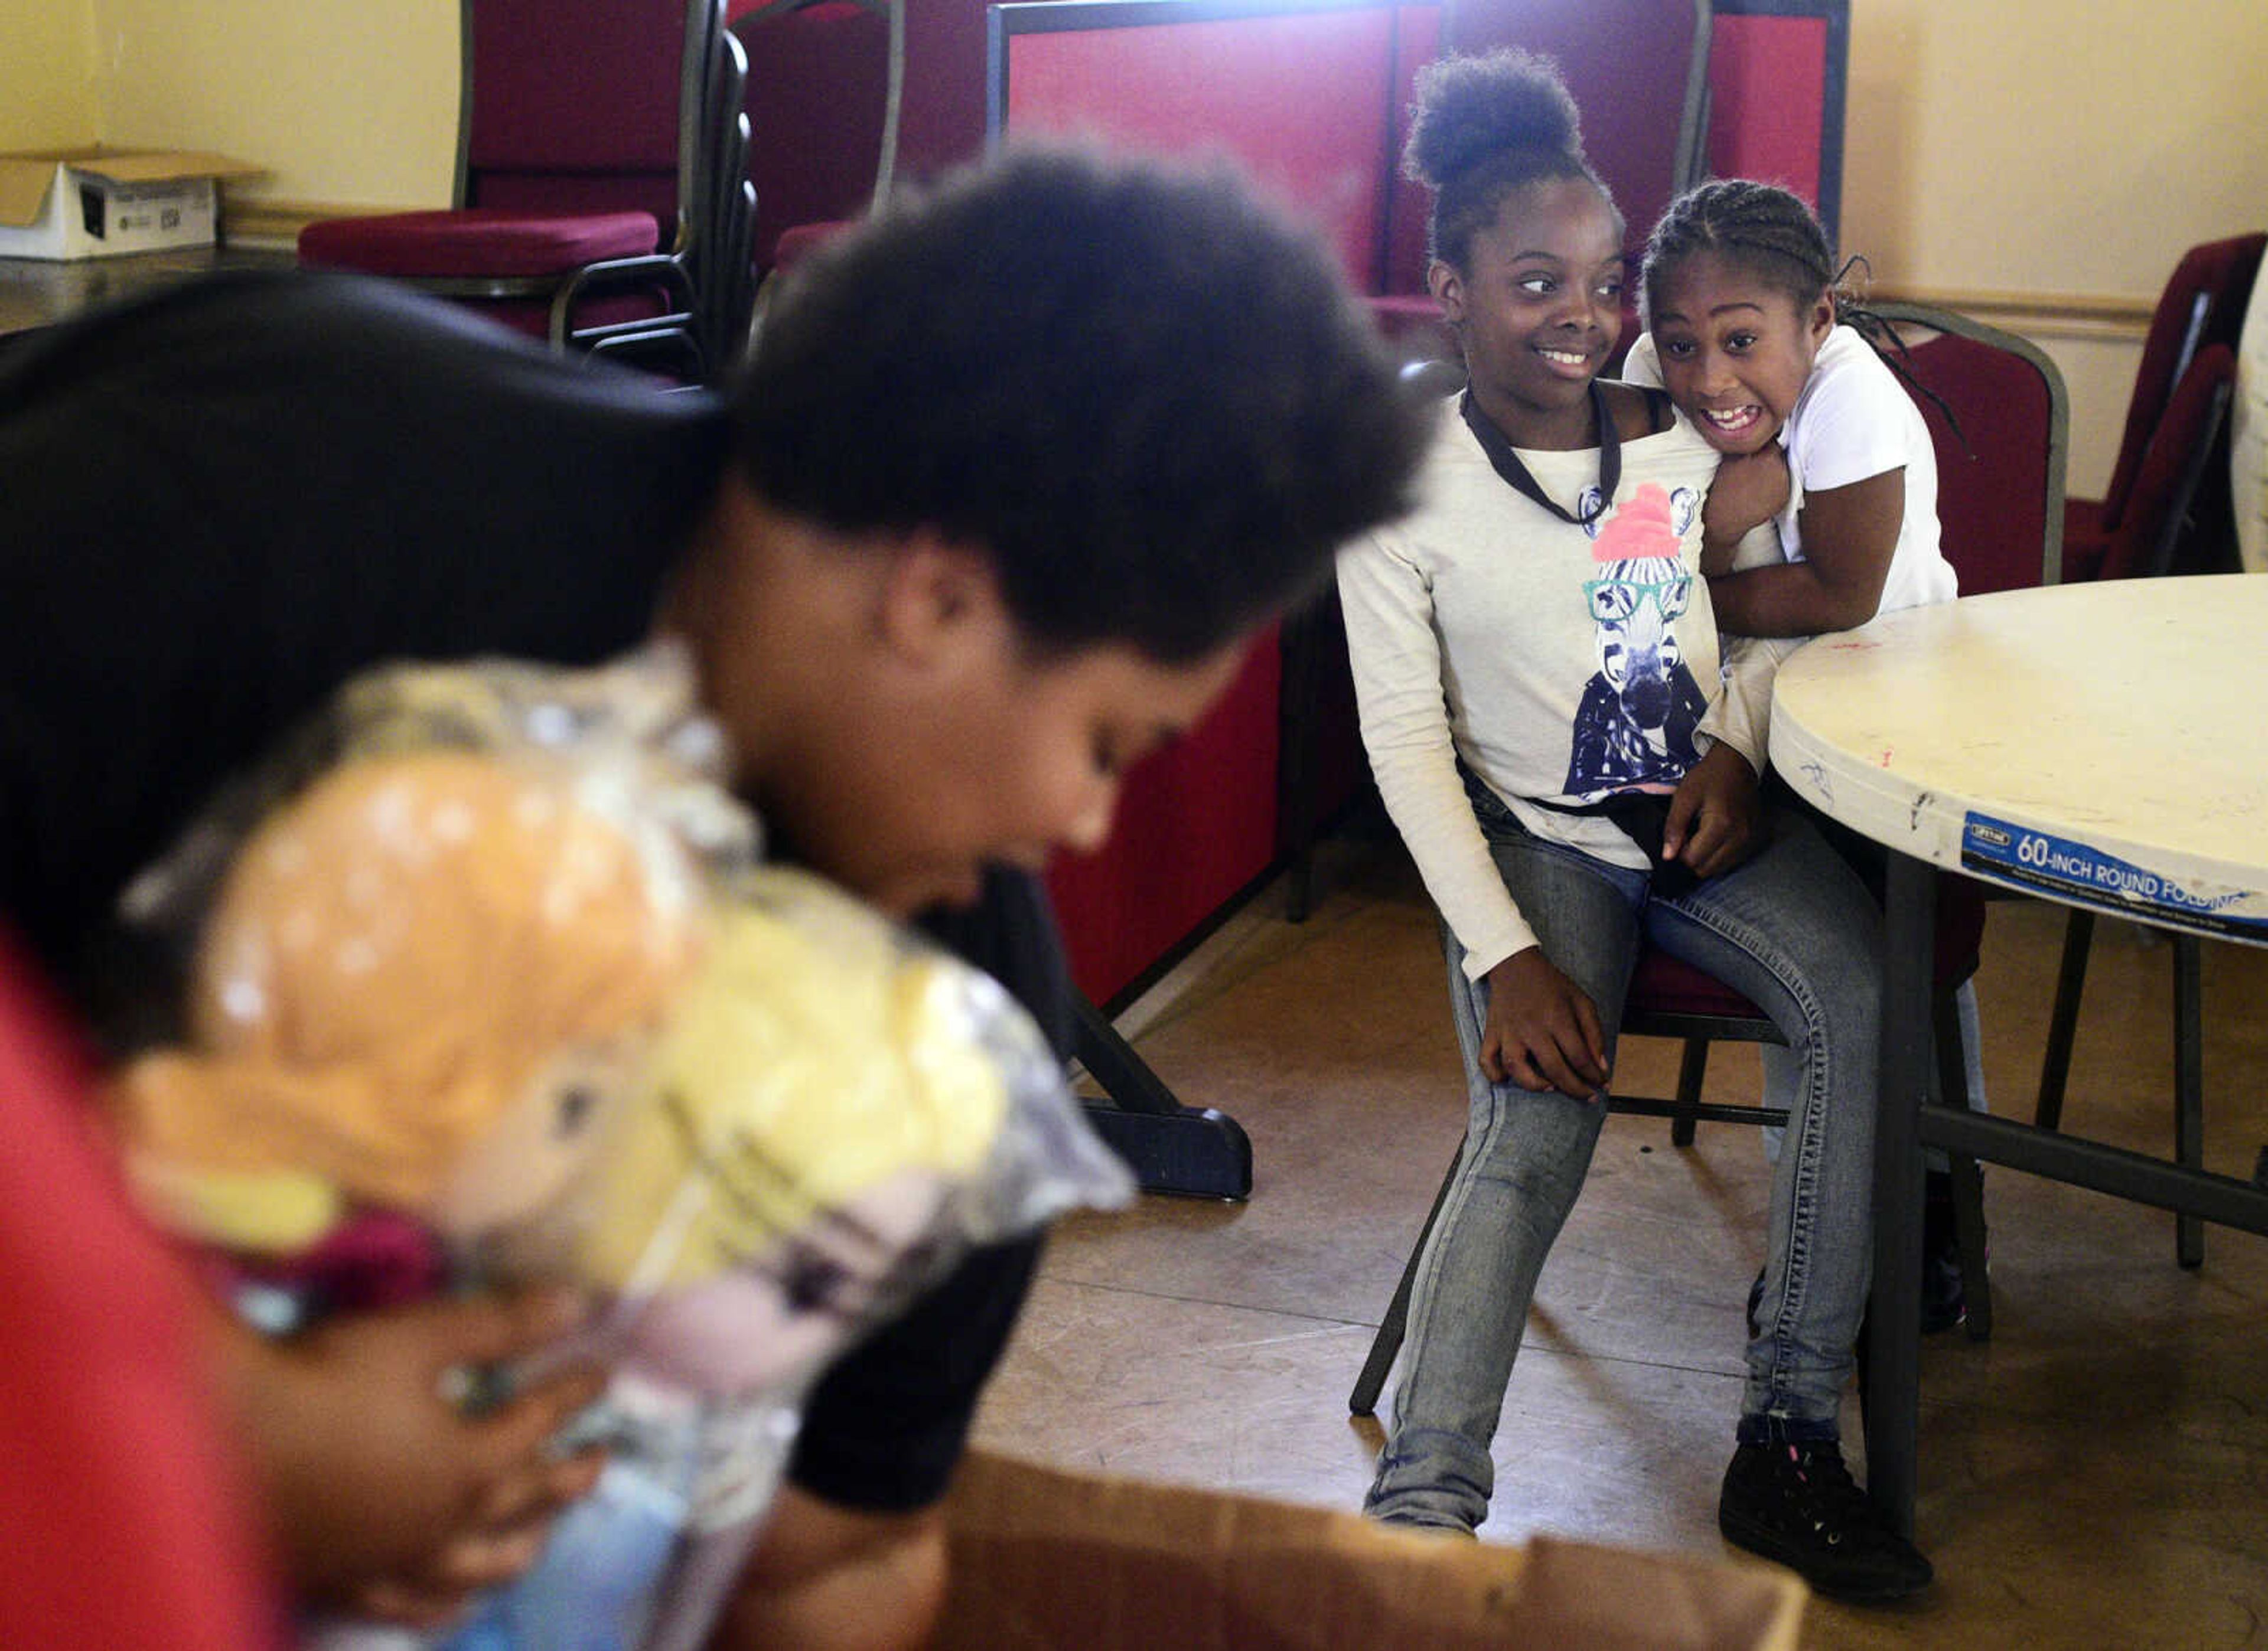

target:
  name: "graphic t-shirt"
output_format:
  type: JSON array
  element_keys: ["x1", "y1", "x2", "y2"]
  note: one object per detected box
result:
[{"x1": 1338, "y1": 393, "x2": 1775, "y2": 975}]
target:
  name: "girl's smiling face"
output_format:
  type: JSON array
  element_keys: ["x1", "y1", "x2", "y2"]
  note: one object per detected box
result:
[
  {"x1": 1433, "y1": 176, "x2": 1625, "y2": 449},
  {"x1": 1647, "y1": 249, "x2": 1835, "y2": 456}
]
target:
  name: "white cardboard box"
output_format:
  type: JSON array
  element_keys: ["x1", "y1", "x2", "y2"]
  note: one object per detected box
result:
[{"x1": 0, "y1": 148, "x2": 263, "y2": 261}]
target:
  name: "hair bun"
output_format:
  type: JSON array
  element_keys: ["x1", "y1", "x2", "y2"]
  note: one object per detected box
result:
[{"x1": 1404, "y1": 49, "x2": 1585, "y2": 190}]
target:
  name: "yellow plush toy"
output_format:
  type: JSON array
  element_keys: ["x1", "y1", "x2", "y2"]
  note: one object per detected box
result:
[{"x1": 564, "y1": 871, "x2": 1017, "y2": 1393}]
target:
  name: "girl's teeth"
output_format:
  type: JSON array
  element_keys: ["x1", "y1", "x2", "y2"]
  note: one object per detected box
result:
[
  {"x1": 1707, "y1": 408, "x2": 1755, "y2": 428},
  {"x1": 1541, "y1": 349, "x2": 1586, "y2": 366}
]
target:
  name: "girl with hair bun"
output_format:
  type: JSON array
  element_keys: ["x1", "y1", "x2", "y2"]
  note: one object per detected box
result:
[{"x1": 1337, "y1": 48, "x2": 1932, "y2": 1602}]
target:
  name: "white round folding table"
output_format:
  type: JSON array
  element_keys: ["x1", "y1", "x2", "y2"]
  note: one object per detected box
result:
[{"x1": 1768, "y1": 573, "x2": 2268, "y2": 1535}]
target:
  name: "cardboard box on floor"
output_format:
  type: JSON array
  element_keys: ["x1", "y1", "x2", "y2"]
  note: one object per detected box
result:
[
  {"x1": 936, "y1": 1453, "x2": 1807, "y2": 1650},
  {"x1": 0, "y1": 148, "x2": 263, "y2": 260}
]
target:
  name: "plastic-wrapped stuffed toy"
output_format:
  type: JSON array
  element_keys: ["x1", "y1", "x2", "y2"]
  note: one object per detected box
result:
[
  {"x1": 449, "y1": 871, "x2": 1110, "y2": 1651},
  {"x1": 109, "y1": 648, "x2": 1132, "y2": 1651}
]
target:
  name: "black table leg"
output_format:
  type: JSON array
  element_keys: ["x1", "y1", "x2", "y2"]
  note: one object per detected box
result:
[
  {"x1": 2174, "y1": 935, "x2": 2205, "y2": 1268},
  {"x1": 1073, "y1": 996, "x2": 1253, "y2": 1201},
  {"x1": 1868, "y1": 850, "x2": 1934, "y2": 1537}
]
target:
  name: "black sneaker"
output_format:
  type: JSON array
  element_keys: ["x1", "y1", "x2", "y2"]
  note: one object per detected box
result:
[{"x1": 1719, "y1": 1440, "x2": 1934, "y2": 1602}]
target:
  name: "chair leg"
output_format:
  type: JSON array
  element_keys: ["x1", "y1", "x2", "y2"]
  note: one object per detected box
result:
[
  {"x1": 2035, "y1": 909, "x2": 2095, "y2": 1131},
  {"x1": 1276, "y1": 595, "x2": 1325, "y2": 926},
  {"x1": 2175, "y1": 935, "x2": 2205, "y2": 1268},
  {"x1": 1669, "y1": 1037, "x2": 1709, "y2": 1148},
  {"x1": 1931, "y1": 990, "x2": 1992, "y2": 1342},
  {"x1": 1350, "y1": 1137, "x2": 1463, "y2": 1418}
]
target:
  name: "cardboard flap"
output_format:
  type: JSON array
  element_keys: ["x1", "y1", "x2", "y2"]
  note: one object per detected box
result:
[
  {"x1": 73, "y1": 150, "x2": 264, "y2": 187},
  {"x1": 0, "y1": 159, "x2": 59, "y2": 229},
  {"x1": 935, "y1": 1453, "x2": 1807, "y2": 1650},
  {"x1": 1523, "y1": 1536, "x2": 1810, "y2": 1651},
  {"x1": 0, "y1": 149, "x2": 263, "y2": 228}
]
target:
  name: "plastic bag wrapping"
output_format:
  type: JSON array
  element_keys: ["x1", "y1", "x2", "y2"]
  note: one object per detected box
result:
[{"x1": 107, "y1": 645, "x2": 1134, "y2": 1651}]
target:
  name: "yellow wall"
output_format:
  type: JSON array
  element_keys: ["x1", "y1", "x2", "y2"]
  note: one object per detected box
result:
[
  {"x1": 1843, "y1": 1, "x2": 2268, "y2": 497},
  {"x1": 0, "y1": 4, "x2": 100, "y2": 151},
  {"x1": 14, "y1": 1, "x2": 2267, "y2": 494},
  {"x1": 1, "y1": 1, "x2": 458, "y2": 209},
  {"x1": 94, "y1": 0, "x2": 461, "y2": 210}
]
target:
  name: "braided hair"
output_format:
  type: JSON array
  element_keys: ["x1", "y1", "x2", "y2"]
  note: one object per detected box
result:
[
  {"x1": 1402, "y1": 49, "x2": 1619, "y2": 275},
  {"x1": 1640, "y1": 178, "x2": 1840, "y2": 318},
  {"x1": 1640, "y1": 178, "x2": 1963, "y2": 444}
]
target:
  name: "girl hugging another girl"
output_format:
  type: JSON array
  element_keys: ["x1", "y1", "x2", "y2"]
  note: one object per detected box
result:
[{"x1": 1627, "y1": 181, "x2": 1986, "y2": 1336}]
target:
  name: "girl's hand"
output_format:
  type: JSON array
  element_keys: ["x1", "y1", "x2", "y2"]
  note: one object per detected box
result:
[
  {"x1": 208, "y1": 1288, "x2": 610, "y2": 1628},
  {"x1": 1700, "y1": 446, "x2": 1791, "y2": 573},
  {"x1": 1480, "y1": 948, "x2": 1610, "y2": 1101},
  {"x1": 1661, "y1": 744, "x2": 1761, "y2": 880}
]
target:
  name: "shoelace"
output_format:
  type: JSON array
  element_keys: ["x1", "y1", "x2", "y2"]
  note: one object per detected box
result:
[{"x1": 1778, "y1": 1444, "x2": 1875, "y2": 1545}]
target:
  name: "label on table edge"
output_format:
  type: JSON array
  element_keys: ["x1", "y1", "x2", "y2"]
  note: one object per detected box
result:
[{"x1": 1959, "y1": 812, "x2": 2268, "y2": 941}]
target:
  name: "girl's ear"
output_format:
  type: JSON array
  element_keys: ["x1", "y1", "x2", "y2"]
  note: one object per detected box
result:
[
  {"x1": 1428, "y1": 260, "x2": 1466, "y2": 324},
  {"x1": 1807, "y1": 290, "x2": 1837, "y2": 347}
]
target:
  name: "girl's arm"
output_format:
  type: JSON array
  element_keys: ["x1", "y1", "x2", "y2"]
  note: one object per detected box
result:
[
  {"x1": 1706, "y1": 466, "x2": 1905, "y2": 637},
  {"x1": 1335, "y1": 534, "x2": 1535, "y2": 971},
  {"x1": 1699, "y1": 446, "x2": 1791, "y2": 575},
  {"x1": 1335, "y1": 536, "x2": 1608, "y2": 1100}
]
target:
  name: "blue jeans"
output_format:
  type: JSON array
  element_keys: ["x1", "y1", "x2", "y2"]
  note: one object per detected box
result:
[{"x1": 1365, "y1": 775, "x2": 1885, "y2": 1531}]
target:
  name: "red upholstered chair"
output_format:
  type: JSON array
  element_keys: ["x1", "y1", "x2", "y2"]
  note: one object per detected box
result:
[
  {"x1": 2087, "y1": 342, "x2": 2240, "y2": 585},
  {"x1": 986, "y1": 0, "x2": 1430, "y2": 975},
  {"x1": 731, "y1": 0, "x2": 1011, "y2": 311},
  {"x1": 1702, "y1": 0, "x2": 1850, "y2": 243},
  {"x1": 300, "y1": 0, "x2": 735, "y2": 378},
  {"x1": 0, "y1": 926, "x2": 285, "y2": 1651},
  {"x1": 730, "y1": 0, "x2": 902, "y2": 267},
  {"x1": 1869, "y1": 301, "x2": 2070, "y2": 595},
  {"x1": 2062, "y1": 234, "x2": 2265, "y2": 582}
]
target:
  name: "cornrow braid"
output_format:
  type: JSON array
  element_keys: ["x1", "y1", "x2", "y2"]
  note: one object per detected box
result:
[
  {"x1": 1643, "y1": 180, "x2": 1969, "y2": 451},
  {"x1": 1640, "y1": 178, "x2": 1836, "y2": 317},
  {"x1": 1402, "y1": 49, "x2": 1619, "y2": 275}
]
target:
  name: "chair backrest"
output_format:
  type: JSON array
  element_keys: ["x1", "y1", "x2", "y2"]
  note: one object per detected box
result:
[
  {"x1": 731, "y1": 0, "x2": 898, "y2": 271},
  {"x1": 988, "y1": 0, "x2": 1409, "y2": 291},
  {"x1": 2097, "y1": 233, "x2": 2266, "y2": 531},
  {"x1": 2096, "y1": 342, "x2": 2237, "y2": 584},
  {"x1": 1702, "y1": 0, "x2": 1849, "y2": 243},
  {"x1": 464, "y1": 0, "x2": 725, "y2": 246},
  {"x1": 1869, "y1": 301, "x2": 2070, "y2": 595}
]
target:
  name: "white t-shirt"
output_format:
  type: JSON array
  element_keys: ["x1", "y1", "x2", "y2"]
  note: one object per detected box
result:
[
  {"x1": 1337, "y1": 394, "x2": 1778, "y2": 976},
  {"x1": 1625, "y1": 324, "x2": 1957, "y2": 614}
]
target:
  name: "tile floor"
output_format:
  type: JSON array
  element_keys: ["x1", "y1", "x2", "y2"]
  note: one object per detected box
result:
[{"x1": 969, "y1": 835, "x2": 2268, "y2": 1649}]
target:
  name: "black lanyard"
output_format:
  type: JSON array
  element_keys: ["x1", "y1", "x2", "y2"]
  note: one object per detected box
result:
[{"x1": 1459, "y1": 381, "x2": 1618, "y2": 527}]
